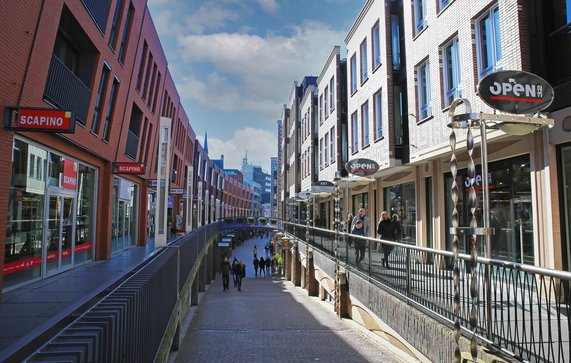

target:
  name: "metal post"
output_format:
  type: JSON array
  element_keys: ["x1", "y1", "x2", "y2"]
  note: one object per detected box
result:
[{"x1": 480, "y1": 121, "x2": 493, "y2": 341}]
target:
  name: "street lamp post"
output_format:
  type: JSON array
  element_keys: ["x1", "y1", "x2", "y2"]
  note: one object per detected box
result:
[
  {"x1": 448, "y1": 97, "x2": 553, "y2": 362},
  {"x1": 333, "y1": 172, "x2": 341, "y2": 317}
]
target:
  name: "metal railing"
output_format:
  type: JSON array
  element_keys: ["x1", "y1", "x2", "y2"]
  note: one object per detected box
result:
[
  {"x1": 22, "y1": 223, "x2": 220, "y2": 363},
  {"x1": 44, "y1": 55, "x2": 92, "y2": 125},
  {"x1": 284, "y1": 222, "x2": 570, "y2": 362}
]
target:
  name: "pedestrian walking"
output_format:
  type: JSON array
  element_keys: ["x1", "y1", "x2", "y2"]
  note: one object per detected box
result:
[
  {"x1": 231, "y1": 257, "x2": 239, "y2": 287},
  {"x1": 234, "y1": 260, "x2": 246, "y2": 291},
  {"x1": 265, "y1": 243, "x2": 270, "y2": 256},
  {"x1": 253, "y1": 245, "x2": 258, "y2": 257},
  {"x1": 377, "y1": 211, "x2": 395, "y2": 269},
  {"x1": 220, "y1": 256, "x2": 231, "y2": 291},
  {"x1": 259, "y1": 257, "x2": 266, "y2": 277},
  {"x1": 351, "y1": 219, "x2": 366, "y2": 264},
  {"x1": 253, "y1": 255, "x2": 259, "y2": 277}
]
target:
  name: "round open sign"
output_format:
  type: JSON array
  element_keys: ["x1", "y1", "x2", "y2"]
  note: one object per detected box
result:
[
  {"x1": 478, "y1": 70, "x2": 554, "y2": 115},
  {"x1": 345, "y1": 158, "x2": 379, "y2": 176}
]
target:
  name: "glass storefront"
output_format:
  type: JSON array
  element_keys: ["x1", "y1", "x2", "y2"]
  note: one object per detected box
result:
[
  {"x1": 351, "y1": 192, "x2": 369, "y2": 215},
  {"x1": 444, "y1": 155, "x2": 533, "y2": 264},
  {"x1": 384, "y1": 181, "x2": 416, "y2": 245},
  {"x1": 559, "y1": 145, "x2": 571, "y2": 272},
  {"x1": 111, "y1": 177, "x2": 138, "y2": 253},
  {"x1": 4, "y1": 139, "x2": 97, "y2": 289}
]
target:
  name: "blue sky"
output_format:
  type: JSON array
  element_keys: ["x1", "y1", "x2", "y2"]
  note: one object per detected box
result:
[{"x1": 147, "y1": 0, "x2": 366, "y2": 172}]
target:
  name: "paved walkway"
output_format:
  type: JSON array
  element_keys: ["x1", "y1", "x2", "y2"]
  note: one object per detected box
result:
[{"x1": 171, "y1": 235, "x2": 417, "y2": 363}]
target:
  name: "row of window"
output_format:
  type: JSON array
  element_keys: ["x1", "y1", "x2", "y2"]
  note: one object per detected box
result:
[
  {"x1": 415, "y1": 6, "x2": 501, "y2": 121},
  {"x1": 413, "y1": 0, "x2": 454, "y2": 36},
  {"x1": 350, "y1": 90, "x2": 383, "y2": 154},
  {"x1": 319, "y1": 75, "x2": 336, "y2": 124},
  {"x1": 318, "y1": 126, "x2": 336, "y2": 170}
]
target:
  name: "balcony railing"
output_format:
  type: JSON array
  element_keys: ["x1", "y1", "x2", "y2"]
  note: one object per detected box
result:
[
  {"x1": 284, "y1": 222, "x2": 570, "y2": 363},
  {"x1": 44, "y1": 55, "x2": 92, "y2": 125},
  {"x1": 81, "y1": 0, "x2": 111, "y2": 33}
]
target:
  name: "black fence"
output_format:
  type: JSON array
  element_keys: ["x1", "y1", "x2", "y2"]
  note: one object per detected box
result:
[
  {"x1": 22, "y1": 223, "x2": 219, "y2": 363},
  {"x1": 284, "y1": 222, "x2": 570, "y2": 362}
]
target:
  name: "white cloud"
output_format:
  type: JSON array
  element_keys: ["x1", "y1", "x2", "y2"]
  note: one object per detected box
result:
[
  {"x1": 257, "y1": 0, "x2": 279, "y2": 14},
  {"x1": 203, "y1": 128, "x2": 277, "y2": 172},
  {"x1": 175, "y1": 20, "x2": 345, "y2": 120}
]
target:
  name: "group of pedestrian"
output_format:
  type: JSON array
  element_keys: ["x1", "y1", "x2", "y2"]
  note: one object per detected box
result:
[
  {"x1": 349, "y1": 208, "x2": 401, "y2": 269},
  {"x1": 220, "y1": 257, "x2": 246, "y2": 291}
]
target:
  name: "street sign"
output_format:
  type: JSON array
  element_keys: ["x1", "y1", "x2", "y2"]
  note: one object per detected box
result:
[
  {"x1": 478, "y1": 70, "x2": 554, "y2": 114},
  {"x1": 4, "y1": 106, "x2": 75, "y2": 133},
  {"x1": 345, "y1": 158, "x2": 379, "y2": 176},
  {"x1": 170, "y1": 188, "x2": 184, "y2": 195}
]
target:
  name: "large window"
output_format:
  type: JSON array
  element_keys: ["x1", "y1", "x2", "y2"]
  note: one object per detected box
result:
[
  {"x1": 118, "y1": 3, "x2": 134, "y2": 64},
  {"x1": 416, "y1": 60, "x2": 431, "y2": 120},
  {"x1": 442, "y1": 37, "x2": 461, "y2": 108},
  {"x1": 384, "y1": 181, "x2": 416, "y2": 245},
  {"x1": 324, "y1": 86, "x2": 329, "y2": 119},
  {"x1": 102, "y1": 77, "x2": 119, "y2": 141},
  {"x1": 351, "y1": 111, "x2": 359, "y2": 153},
  {"x1": 330, "y1": 126, "x2": 335, "y2": 164},
  {"x1": 361, "y1": 101, "x2": 370, "y2": 147},
  {"x1": 91, "y1": 64, "x2": 110, "y2": 134},
  {"x1": 476, "y1": 6, "x2": 502, "y2": 78},
  {"x1": 360, "y1": 39, "x2": 368, "y2": 83},
  {"x1": 125, "y1": 105, "x2": 142, "y2": 159},
  {"x1": 414, "y1": 0, "x2": 427, "y2": 35},
  {"x1": 108, "y1": 0, "x2": 124, "y2": 49},
  {"x1": 374, "y1": 89, "x2": 382, "y2": 140},
  {"x1": 324, "y1": 132, "x2": 329, "y2": 166},
  {"x1": 445, "y1": 155, "x2": 533, "y2": 263},
  {"x1": 372, "y1": 21, "x2": 381, "y2": 70},
  {"x1": 391, "y1": 15, "x2": 401, "y2": 70},
  {"x1": 329, "y1": 76, "x2": 335, "y2": 112},
  {"x1": 350, "y1": 54, "x2": 357, "y2": 94}
]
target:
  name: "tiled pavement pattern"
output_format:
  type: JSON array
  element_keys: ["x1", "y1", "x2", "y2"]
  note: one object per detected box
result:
[{"x1": 171, "y1": 235, "x2": 418, "y2": 363}]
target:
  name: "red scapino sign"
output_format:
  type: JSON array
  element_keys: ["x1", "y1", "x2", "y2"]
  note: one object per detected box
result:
[
  {"x1": 113, "y1": 162, "x2": 146, "y2": 174},
  {"x1": 4, "y1": 107, "x2": 75, "y2": 133}
]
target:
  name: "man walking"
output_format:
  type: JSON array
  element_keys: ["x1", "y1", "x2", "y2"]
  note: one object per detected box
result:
[{"x1": 221, "y1": 256, "x2": 231, "y2": 291}]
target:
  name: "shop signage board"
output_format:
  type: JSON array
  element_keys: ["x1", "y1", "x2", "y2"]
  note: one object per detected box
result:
[
  {"x1": 345, "y1": 158, "x2": 379, "y2": 176},
  {"x1": 62, "y1": 159, "x2": 77, "y2": 190},
  {"x1": 113, "y1": 162, "x2": 145, "y2": 174},
  {"x1": 4, "y1": 106, "x2": 75, "y2": 133},
  {"x1": 312, "y1": 180, "x2": 335, "y2": 194},
  {"x1": 478, "y1": 70, "x2": 554, "y2": 114},
  {"x1": 170, "y1": 188, "x2": 184, "y2": 195}
]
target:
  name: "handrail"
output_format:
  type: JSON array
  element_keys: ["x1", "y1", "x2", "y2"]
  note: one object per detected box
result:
[{"x1": 284, "y1": 221, "x2": 570, "y2": 362}]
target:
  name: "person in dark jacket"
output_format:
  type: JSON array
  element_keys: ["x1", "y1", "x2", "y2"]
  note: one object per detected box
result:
[
  {"x1": 221, "y1": 256, "x2": 231, "y2": 291},
  {"x1": 253, "y1": 256, "x2": 260, "y2": 277},
  {"x1": 259, "y1": 257, "x2": 266, "y2": 277},
  {"x1": 377, "y1": 211, "x2": 395, "y2": 269},
  {"x1": 231, "y1": 257, "x2": 239, "y2": 287},
  {"x1": 235, "y1": 260, "x2": 246, "y2": 291},
  {"x1": 351, "y1": 219, "x2": 366, "y2": 264}
]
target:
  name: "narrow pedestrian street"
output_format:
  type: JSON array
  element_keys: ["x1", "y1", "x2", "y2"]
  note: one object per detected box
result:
[{"x1": 169, "y1": 235, "x2": 417, "y2": 363}]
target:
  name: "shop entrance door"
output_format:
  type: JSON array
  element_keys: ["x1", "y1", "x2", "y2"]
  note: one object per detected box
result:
[
  {"x1": 507, "y1": 197, "x2": 534, "y2": 264},
  {"x1": 113, "y1": 199, "x2": 132, "y2": 251},
  {"x1": 44, "y1": 191, "x2": 76, "y2": 275}
]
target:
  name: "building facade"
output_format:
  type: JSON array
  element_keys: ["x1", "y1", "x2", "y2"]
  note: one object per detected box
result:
[
  {"x1": 277, "y1": 0, "x2": 571, "y2": 272},
  {"x1": 0, "y1": 0, "x2": 255, "y2": 295}
]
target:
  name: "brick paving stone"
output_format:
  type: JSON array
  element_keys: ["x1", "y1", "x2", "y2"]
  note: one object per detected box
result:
[{"x1": 171, "y1": 235, "x2": 417, "y2": 363}]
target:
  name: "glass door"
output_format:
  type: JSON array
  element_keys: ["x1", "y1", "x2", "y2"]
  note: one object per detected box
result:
[{"x1": 45, "y1": 192, "x2": 76, "y2": 275}]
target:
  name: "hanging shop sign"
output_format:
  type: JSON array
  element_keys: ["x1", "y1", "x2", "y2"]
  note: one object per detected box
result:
[
  {"x1": 62, "y1": 159, "x2": 77, "y2": 190},
  {"x1": 345, "y1": 158, "x2": 379, "y2": 176},
  {"x1": 170, "y1": 188, "x2": 184, "y2": 195},
  {"x1": 478, "y1": 70, "x2": 554, "y2": 114},
  {"x1": 312, "y1": 180, "x2": 335, "y2": 194},
  {"x1": 113, "y1": 162, "x2": 145, "y2": 174},
  {"x1": 4, "y1": 106, "x2": 75, "y2": 133}
]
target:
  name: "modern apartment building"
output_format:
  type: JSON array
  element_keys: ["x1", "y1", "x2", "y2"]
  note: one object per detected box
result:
[
  {"x1": 0, "y1": 0, "x2": 254, "y2": 295},
  {"x1": 278, "y1": 0, "x2": 571, "y2": 271},
  {"x1": 316, "y1": 46, "x2": 348, "y2": 229}
]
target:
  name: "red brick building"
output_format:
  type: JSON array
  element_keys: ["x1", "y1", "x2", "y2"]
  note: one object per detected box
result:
[{"x1": 0, "y1": 0, "x2": 254, "y2": 295}]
